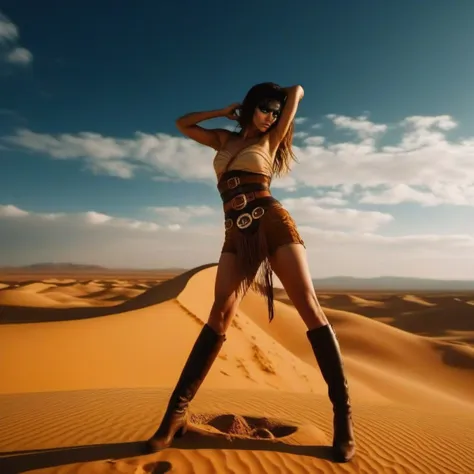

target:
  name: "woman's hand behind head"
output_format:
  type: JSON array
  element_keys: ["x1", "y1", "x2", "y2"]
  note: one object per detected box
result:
[{"x1": 221, "y1": 103, "x2": 241, "y2": 120}]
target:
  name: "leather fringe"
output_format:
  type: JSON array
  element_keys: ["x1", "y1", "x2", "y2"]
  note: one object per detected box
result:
[{"x1": 232, "y1": 222, "x2": 275, "y2": 323}]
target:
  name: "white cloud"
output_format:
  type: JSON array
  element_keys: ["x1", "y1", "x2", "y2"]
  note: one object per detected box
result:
[
  {"x1": 4, "y1": 113, "x2": 474, "y2": 207},
  {"x1": 0, "y1": 13, "x2": 18, "y2": 43},
  {"x1": 4, "y1": 129, "x2": 215, "y2": 181},
  {"x1": 281, "y1": 197, "x2": 393, "y2": 232},
  {"x1": 0, "y1": 205, "x2": 163, "y2": 231},
  {"x1": 1, "y1": 204, "x2": 473, "y2": 278},
  {"x1": 359, "y1": 183, "x2": 474, "y2": 207},
  {"x1": 150, "y1": 205, "x2": 217, "y2": 224},
  {"x1": 300, "y1": 226, "x2": 474, "y2": 249},
  {"x1": 0, "y1": 204, "x2": 224, "y2": 270},
  {"x1": 308, "y1": 191, "x2": 348, "y2": 206},
  {"x1": 311, "y1": 196, "x2": 348, "y2": 207},
  {"x1": 270, "y1": 175, "x2": 297, "y2": 191},
  {"x1": 0, "y1": 11, "x2": 32, "y2": 65},
  {"x1": 303, "y1": 136, "x2": 325, "y2": 146},
  {"x1": 326, "y1": 113, "x2": 387, "y2": 138},
  {"x1": 0, "y1": 204, "x2": 28, "y2": 217},
  {"x1": 294, "y1": 117, "x2": 308, "y2": 124},
  {"x1": 6, "y1": 46, "x2": 32, "y2": 65},
  {"x1": 85, "y1": 211, "x2": 113, "y2": 225},
  {"x1": 402, "y1": 115, "x2": 457, "y2": 131},
  {"x1": 359, "y1": 184, "x2": 442, "y2": 206},
  {"x1": 287, "y1": 114, "x2": 474, "y2": 205}
]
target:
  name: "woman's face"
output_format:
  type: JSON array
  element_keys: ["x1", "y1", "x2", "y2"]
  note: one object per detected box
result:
[{"x1": 252, "y1": 98, "x2": 281, "y2": 133}]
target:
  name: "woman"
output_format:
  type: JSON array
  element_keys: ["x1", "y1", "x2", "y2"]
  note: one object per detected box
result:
[{"x1": 147, "y1": 82, "x2": 356, "y2": 463}]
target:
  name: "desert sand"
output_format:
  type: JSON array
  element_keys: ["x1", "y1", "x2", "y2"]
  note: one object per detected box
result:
[{"x1": 1, "y1": 265, "x2": 474, "y2": 474}]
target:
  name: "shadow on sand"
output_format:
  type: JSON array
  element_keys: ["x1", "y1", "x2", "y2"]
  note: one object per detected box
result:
[
  {"x1": 0, "y1": 264, "x2": 217, "y2": 325},
  {"x1": 0, "y1": 425, "x2": 334, "y2": 473}
]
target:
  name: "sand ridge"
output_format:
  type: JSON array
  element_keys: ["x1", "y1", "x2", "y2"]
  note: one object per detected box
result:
[{"x1": 1, "y1": 266, "x2": 474, "y2": 473}]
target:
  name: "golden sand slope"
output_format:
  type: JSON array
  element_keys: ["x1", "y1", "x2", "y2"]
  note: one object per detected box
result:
[{"x1": 1, "y1": 267, "x2": 474, "y2": 473}]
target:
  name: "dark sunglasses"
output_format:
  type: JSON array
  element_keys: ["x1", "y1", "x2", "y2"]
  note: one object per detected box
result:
[{"x1": 257, "y1": 101, "x2": 281, "y2": 119}]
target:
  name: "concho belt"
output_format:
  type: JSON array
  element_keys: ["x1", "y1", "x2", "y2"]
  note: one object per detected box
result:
[{"x1": 224, "y1": 202, "x2": 267, "y2": 230}]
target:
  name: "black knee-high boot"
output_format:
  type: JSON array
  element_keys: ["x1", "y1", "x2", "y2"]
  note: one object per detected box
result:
[
  {"x1": 307, "y1": 324, "x2": 356, "y2": 462},
  {"x1": 147, "y1": 323, "x2": 226, "y2": 452}
]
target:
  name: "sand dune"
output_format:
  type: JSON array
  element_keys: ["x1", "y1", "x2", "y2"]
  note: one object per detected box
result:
[
  {"x1": 314, "y1": 292, "x2": 474, "y2": 340},
  {"x1": 402, "y1": 294, "x2": 437, "y2": 307},
  {"x1": 1, "y1": 266, "x2": 474, "y2": 473},
  {"x1": 0, "y1": 289, "x2": 58, "y2": 308}
]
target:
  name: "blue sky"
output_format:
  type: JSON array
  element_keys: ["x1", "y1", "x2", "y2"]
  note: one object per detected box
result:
[{"x1": 1, "y1": 0, "x2": 474, "y2": 278}]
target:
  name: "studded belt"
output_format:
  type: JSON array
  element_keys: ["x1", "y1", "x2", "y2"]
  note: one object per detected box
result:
[
  {"x1": 223, "y1": 193, "x2": 276, "y2": 231},
  {"x1": 224, "y1": 205, "x2": 268, "y2": 230},
  {"x1": 222, "y1": 190, "x2": 272, "y2": 213},
  {"x1": 218, "y1": 174, "x2": 270, "y2": 193}
]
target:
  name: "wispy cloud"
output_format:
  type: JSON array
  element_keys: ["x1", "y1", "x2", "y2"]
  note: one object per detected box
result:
[
  {"x1": 6, "y1": 46, "x2": 32, "y2": 65},
  {"x1": 326, "y1": 113, "x2": 387, "y2": 139},
  {"x1": 150, "y1": 205, "x2": 217, "y2": 224},
  {"x1": 0, "y1": 204, "x2": 224, "y2": 269},
  {"x1": 294, "y1": 117, "x2": 308, "y2": 125},
  {"x1": 303, "y1": 136, "x2": 325, "y2": 146},
  {"x1": 1, "y1": 204, "x2": 473, "y2": 276},
  {"x1": 0, "y1": 13, "x2": 18, "y2": 43},
  {"x1": 3, "y1": 113, "x2": 474, "y2": 207},
  {"x1": 3, "y1": 129, "x2": 214, "y2": 180},
  {"x1": 0, "y1": 204, "x2": 29, "y2": 217},
  {"x1": 0, "y1": 205, "x2": 163, "y2": 231},
  {"x1": 359, "y1": 184, "x2": 442, "y2": 206},
  {"x1": 0, "y1": 11, "x2": 33, "y2": 66},
  {"x1": 281, "y1": 197, "x2": 392, "y2": 232}
]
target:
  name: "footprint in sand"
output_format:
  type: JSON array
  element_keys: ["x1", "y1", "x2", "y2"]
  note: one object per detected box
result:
[
  {"x1": 104, "y1": 459, "x2": 172, "y2": 473},
  {"x1": 205, "y1": 413, "x2": 298, "y2": 439},
  {"x1": 135, "y1": 461, "x2": 172, "y2": 473},
  {"x1": 180, "y1": 413, "x2": 329, "y2": 449}
]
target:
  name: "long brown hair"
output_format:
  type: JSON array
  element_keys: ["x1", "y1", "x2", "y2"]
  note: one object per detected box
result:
[{"x1": 237, "y1": 82, "x2": 297, "y2": 177}]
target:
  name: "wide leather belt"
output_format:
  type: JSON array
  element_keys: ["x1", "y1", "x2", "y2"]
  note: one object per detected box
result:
[
  {"x1": 223, "y1": 190, "x2": 272, "y2": 213},
  {"x1": 218, "y1": 174, "x2": 270, "y2": 193},
  {"x1": 220, "y1": 182, "x2": 268, "y2": 203},
  {"x1": 225, "y1": 205, "x2": 267, "y2": 230}
]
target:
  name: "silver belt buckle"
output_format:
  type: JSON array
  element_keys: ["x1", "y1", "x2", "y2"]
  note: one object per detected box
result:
[
  {"x1": 227, "y1": 177, "x2": 240, "y2": 189},
  {"x1": 236, "y1": 213, "x2": 252, "y2": 229},
  {"x1": 252, "y1": 207, "x2": 265, "y2": 219},
  {"x1": 232, "y1": 194, "x2": 247, "y2": 210}
]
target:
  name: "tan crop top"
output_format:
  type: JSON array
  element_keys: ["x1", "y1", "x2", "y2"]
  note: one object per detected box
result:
[{"x1": 213, "y1": 141, "x2": 274, "y2": 180}]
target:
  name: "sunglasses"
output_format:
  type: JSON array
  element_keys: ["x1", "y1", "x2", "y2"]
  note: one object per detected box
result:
[{"x1": 257, "y1": 101, "x2": 281, "y2": 119}]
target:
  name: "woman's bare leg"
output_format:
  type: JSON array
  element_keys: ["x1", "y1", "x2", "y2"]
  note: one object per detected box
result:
[
  {"x1": 148, "y1": 251, "x2": 248, "y2": 452},
  {"x1": 270, "y1": 243, "x2": 356, "y2": 463},
  {"x1": 269, "y1": 243, "x2": 327, "y2": 330},
  {"x1": 207, "y1": 251, "x2": 247, "y2": 334}
]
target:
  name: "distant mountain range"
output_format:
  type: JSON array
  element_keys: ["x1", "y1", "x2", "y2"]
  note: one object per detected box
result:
[
  {"x1": 0, "y1": 263, "x2": 187, "y2": 274},
  {"x1": 0, "y1": 263, "x2": 473, "y2": 291},
  {"x1": 7, "y1": 263, "x2": 108, "y2": 271},
  {"x1": 311, "y1": 276, "x2": 474, "y2": 291}
]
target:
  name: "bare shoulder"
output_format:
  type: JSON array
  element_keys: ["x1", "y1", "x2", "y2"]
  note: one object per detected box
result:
[{"x1": 214, "y1": 128, "x2": 234, "y2": 150}]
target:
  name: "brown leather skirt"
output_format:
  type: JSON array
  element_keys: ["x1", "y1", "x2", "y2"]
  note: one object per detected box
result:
[
  {"x1": 218, "y1": 171, "x2": 305, "y2": 323},
  {"x1": 221, "y1": 200, "x2": 305, "y2": 256}
]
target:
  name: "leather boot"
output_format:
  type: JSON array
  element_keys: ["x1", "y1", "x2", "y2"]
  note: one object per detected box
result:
[
  {"x1": 307, "y1": 324, "x2": 356, "y2": 462},
  {"x1": 147, "y1": 323, "x2": 226, "y2": 452}
]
